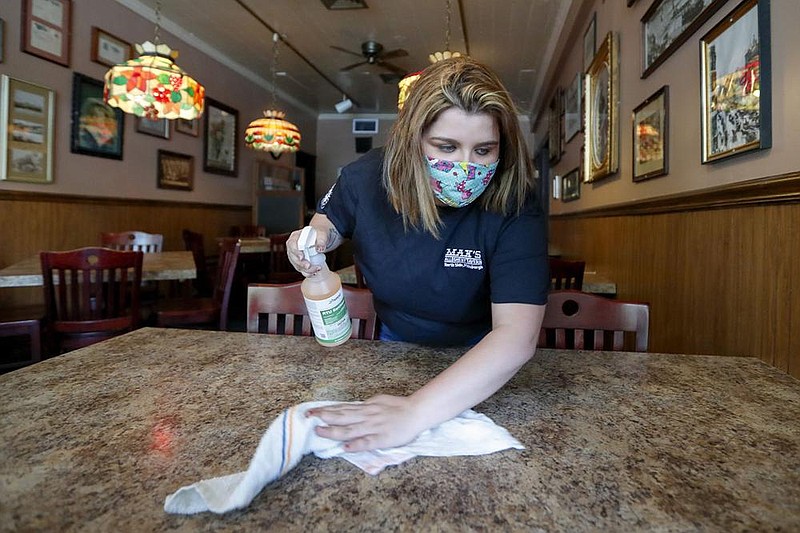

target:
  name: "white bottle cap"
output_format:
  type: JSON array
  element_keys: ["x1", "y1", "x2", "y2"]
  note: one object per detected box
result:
[{"x1": 298, "y1": 226, "x2": 324, "y2": 266}]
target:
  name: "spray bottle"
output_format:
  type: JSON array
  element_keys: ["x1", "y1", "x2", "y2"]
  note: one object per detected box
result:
[{"x1": 297, "y1": 226, "x2": 352, "y2": 346}]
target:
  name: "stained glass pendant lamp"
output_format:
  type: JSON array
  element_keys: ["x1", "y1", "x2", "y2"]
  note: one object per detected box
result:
[
  {"x1": 244, "y1": 33, "x2": 301, "y2": 157},
  {"x1": 104, "y1": 1, "x2": 204, "y2": 120}
]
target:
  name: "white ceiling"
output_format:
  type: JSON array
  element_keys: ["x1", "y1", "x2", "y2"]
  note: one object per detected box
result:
[{"x1": 113, "y1": 0, "x2": 574, "y2": 118}]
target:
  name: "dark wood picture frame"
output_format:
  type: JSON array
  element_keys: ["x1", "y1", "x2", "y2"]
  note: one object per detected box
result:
[
  {"x1": 136, "y1": 116, "x2": 170, "y2": 139},
  {"x1": 0, "y1": 18, "x2": 5, "y2": 63},
  {"x1": 90, "y1": 26, "x2": 132, "y2": 68},
  {"x1": 203, "y1": 97, "x2": 238, "y2": 176},
  {"x1": 175, "y1": 118, "x2": 199, "y2": 137},
  {"x1": 632, "y1": 85, "x2": 669, "y2": 181},
  {"x1": 70, "y1": 72, "x2": 124, "y2": 160},
  {"x1": 562, "y1": 168, "x2": 581, "y2": 202},
  {"x1": 641, "y1": 0, "x2": 727, "y2": 78},
  {"x1": 548, "y1": 88, "x2": 563, "y2": 164},
  {"x1": 583, "y1": 12, "x2": 597, "y2": 73},
  {"x1": 700, "y1": 0, "x2": 771, "y2": 163},
  {"x1": 21, "y1": 0, "x2": 72, "y2": 67},
  {"x1": 158, "y1": 149, "x2": 194, "y2": 191}
]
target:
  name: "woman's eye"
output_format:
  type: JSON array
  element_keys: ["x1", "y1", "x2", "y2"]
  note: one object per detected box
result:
[
  {"x1": 437, "y1": 144, "x2": 456, "y2": 152},
  {"x1": 475, "y1": 148, "x2": 491, "y2": 156}
]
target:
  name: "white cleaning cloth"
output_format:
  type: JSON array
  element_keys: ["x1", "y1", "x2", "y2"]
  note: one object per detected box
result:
[{"x1": 164, "y1": 400, "x2": 523, "y2": 515}]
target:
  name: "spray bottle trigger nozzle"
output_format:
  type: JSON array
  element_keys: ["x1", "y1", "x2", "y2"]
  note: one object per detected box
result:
[{"x1": 298, "y1": 226, "x2": 318, "y2": 263}]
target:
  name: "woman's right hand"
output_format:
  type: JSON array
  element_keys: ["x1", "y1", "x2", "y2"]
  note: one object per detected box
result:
[{"x1": 286, "y1": 225, "x2": 328, "y2": 276}]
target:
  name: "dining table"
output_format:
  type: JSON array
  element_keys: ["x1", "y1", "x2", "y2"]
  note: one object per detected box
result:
[
  {"x1": 217, "y1": 237, "x2": 272, "y2": 254},
  {"x1": 1, "y1": 328, "x2": 798, "y2": 531},
  {"x1": 0, "y1": 251, "x2": 196, "y2": 288}
]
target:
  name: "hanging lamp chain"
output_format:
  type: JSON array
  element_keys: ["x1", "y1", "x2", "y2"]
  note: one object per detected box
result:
[
  {"x1": 444, "y1": 0, "x2": 452, "y2": 51},
  {"x1": 270, "y1": 33, "x2": 279, "y2": 109},
  {"x1": 153, "y1": 0, "x2": 162, "y2": 45}
]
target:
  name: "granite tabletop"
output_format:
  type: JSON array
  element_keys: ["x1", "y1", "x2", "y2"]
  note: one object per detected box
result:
[{"x1": 1, "y1": 328, "x2": 798, "y2": 532}]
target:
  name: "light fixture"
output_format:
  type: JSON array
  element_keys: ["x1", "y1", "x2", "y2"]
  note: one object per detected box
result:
[
  {"x1": 104, "y1": 0, "x2": 204, "y2": 120},
  {"x1": 244, "y1": 33, "x2": 301, "y2": 157},
  {"x1": 398, "y1": 0, "x2": 462, "y2": 109},
  {"x1": 335, "y1": 96, "x2": 354, "y2": 113}
]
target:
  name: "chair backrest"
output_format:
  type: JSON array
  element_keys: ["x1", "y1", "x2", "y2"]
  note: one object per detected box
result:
[
  {"x1": 352, "y1": 256, "x2": 368, "y2": 289},
  {"x1": 101, "y1": 231, "x2": 163, "y2": 253},
  {"x1": 214, "y1": 238, "x2": 242, "y2": 331},
  {"x1": 539, "y1": 290, "x2": 650, "y2": 352},
  {"x1": 268, "y1": 232, "x2": 304, "y2": 283},
  {"x1": 40, "y1": 247, "x2": 143, "y2": 352},
  {"x1": 182, "y1": 229, "x2": 212, "y2": 296},
  {"x1": 548, "y1": 258, "x2": 585, "y2": 290},
  {"x1": 230, "y1": 225, "x2": 266, "y2": 238},
  {"x1": 247, "y1": 282, "x2": 379, "y2": 340}
]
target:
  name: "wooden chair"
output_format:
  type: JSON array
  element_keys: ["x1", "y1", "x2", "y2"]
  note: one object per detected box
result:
[
  {"x1": 247, "y1": 282, "x2": 379, "y2": 340},
  {"x1": 182, "y1": 229, "x2": 214, "y2": 297},
  {"x1": 538, "y1": 290, "x2": 650, "y2": 352},
  {"x1": 267, "y1": 232, "x2": 304, "y2": 283},
  {"x1": 40, "y1": 247, "x2": 143, "y2": 354},
  {"x1": 0, "y1": 306, "x2": 43, "y2": 370},
  {"x1": 156, "y1": 239, "x2": 241, "y2": 331},
  {"x1": 100, "y1": 231, "x2": 164, "y2": 253},
  {"x1": 549, "y1": 258, "x2": 585, "y2": 290},
  {"x1": 230, "y1": 225, "x2": 266, "y2": 238}
]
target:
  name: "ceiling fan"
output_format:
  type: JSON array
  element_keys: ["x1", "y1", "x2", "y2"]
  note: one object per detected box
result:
[{"x1": 331, "y1": 40, "x2": 409, "y2": 76}]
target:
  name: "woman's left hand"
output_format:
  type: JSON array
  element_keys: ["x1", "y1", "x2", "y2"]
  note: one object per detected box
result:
[{"x1": 305, "y1": 395, "x2": 425, "y2": 452}]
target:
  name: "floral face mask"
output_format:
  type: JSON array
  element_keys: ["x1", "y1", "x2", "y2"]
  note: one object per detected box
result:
[{"x1": 426, "y1": 156, "x2": 499, "y2": 208}]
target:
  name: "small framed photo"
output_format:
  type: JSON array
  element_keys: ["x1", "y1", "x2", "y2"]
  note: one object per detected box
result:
[
  {"x1": 21, "y1": 0, "x2": 72, "y2": 67},
  {"x1": 633, "y1": 86, "x2": 669, "y2": 182},
  {"x1": 175, "y1": 118, "x2": 199, "y2": 137},
  {"x1": 642, "y1": 0, "x2": 727, "y2": 78},
  {"x1": 1, "y1": 75, "x2": 55, "y2": 183},
  {"x1": 136, "y1": 116, "x2": 170, "y2": 139},
  {"x1": 700, "y1": 0, "x2": 771, "y2": 163},
  {"x1": 157, "y1": 149, "x2": 194, "y2": 191},
  {"x1": 562, "y1": 168, "x2": 581, "y2": 202},
  {"x1": 203, "y1": 98, "x2": 238, "y2": 176},
  {"x1": 70, "y1": 72, "x2": 124, "y2": 160},
  {"x1": 584, "y1": 32, "x2": 619, "y2": 183},
  {"x1": 563, "y1": 72, "x2": 582, "y2": 142},
  {"x1": 548, "y1": 89, "x2": 562, "y2": 163},
  {"x1": 1, "y1": 18, "x2": 5, "y2": 63},
  {"x1": 90, "y1": 27, "x2": 132, "y2": 67},
  {"x1": 583, "y1": 12, "x2": 596, "y2": 72}
]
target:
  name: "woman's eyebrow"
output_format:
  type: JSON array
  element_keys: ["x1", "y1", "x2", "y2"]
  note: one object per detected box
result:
[{"x1": 427, "y1": 136, "x2": 499, "y2": 146}]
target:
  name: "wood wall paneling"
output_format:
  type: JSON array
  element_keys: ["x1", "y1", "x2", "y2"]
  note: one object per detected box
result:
[
  {"x1": 0, "y1": 191, "x2": 251, "y2": 307},
  {"x1": 550, "y1": 200, "x2": 800, "y2": 379}
]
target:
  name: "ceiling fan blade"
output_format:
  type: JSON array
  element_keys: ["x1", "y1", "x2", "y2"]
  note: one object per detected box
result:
[
  {"x1": 376, "y1": 60, "x2": 407, "y2": 76},
  {"x1": 330, "y1": 45, "x2": 362, "y2": 57},
  {"x1": 340, "y1": 60, "x2": 368, "y2": 72},
  {"x1": 379, "y1": 49, "x2": 408, "y2": 60}
]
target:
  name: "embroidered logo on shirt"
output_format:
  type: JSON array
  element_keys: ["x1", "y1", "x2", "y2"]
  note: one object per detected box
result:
[
  {"x1": 319, "y1": 183, "x2": 336, "y2": 209},
  {"x1": 443, "y1": 248, "x2": 483, "y2": 270}
]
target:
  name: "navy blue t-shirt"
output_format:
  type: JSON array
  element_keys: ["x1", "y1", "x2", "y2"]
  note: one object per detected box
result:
[{"x1": 318, "y1": 149, "x2": 549, "y2": 346}]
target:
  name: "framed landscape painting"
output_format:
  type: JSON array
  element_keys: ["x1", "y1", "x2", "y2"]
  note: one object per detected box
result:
[
  {"x1": 158, "y1": 150, "x2": 194, "y2": 191},
  {"x1": 0, "y1": 75, "x2": 55, "y2": 183},
  {"x1": 562, "y1": 168, "x2": 581, "y2": 202},
  {"x1": 700, "y1": 0, "x2": 771, "y2": 163},
  {"x1": 642, "y1": 0, "x2": 727, "y2": 78}
]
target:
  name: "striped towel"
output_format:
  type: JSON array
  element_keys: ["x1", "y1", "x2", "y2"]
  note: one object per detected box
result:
[{"x1": 164, "y1": 400, "x2": 524, "y2": 515}]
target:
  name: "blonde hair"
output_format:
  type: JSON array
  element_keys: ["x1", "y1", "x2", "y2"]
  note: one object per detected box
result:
[{"x1": 383, "y1": 56, "x2": 534, "y2": 238}]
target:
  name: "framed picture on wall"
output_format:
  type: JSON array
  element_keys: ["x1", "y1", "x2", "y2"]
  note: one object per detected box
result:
[
  {"x1": 70, "y1": 72, "x2": 124, "y2": 160},
  {"x1": 0, "y1": 74, "x2": 55, "y2": 183},
  {"x1": 175, "y1": 118, "x2": 199, "y2": 136},
  {"x1": 157, "y1": 150, "x2": 194, "y2": 191},
  {"x1": 632, "y1": 86, "x2": 669, "y2": 181},
  {"x1": 562, "y1": 168, "x2": 581, "y2": 202},
  {"x1": 1, "y1": 18, "x2": 5, "y2": 63},
  {"x1": 583, "y1": 12, "x2": 596, "y2": 72},
  {"x1": 584, "y1": 32, "x2": 619, "y2": 183},
  {"x1": 21, "y1": 0, "x2": 72, "y2": 67},
  {"x1": 90, "y1": 26, "x2": 132, "y2": 67},
  {"x1": 700, "y1": 0, "x2": 771, "y2": 163},
  {"x1": 203, "y1": 98, "x2": 238, "y2": 176},
  {"x1": 548, "y1": 88, "x2": 562, "y2": 163},
  {"x1": 563, "y1": 72, "x2": 582, "y2": 142},
  {"x1": 641, "y1": 0, "x2": 727, "y2": 78},
  {"x1": 136, "y1": 116, "x2": 170, "y2": 139}
]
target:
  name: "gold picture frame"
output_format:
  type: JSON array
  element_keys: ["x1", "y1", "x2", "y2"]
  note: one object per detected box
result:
[
  {"x1": 584, "y1": 31, "x2": 619, "y2": 183},
  {"x1": 0, "y1": 75, "x2": 55, "y2": 183}
]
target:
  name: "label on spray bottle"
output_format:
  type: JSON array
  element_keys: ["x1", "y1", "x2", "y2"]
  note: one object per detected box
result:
[{"x1": 303, "y1": 290, "x2": 352, "y2": 345}]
